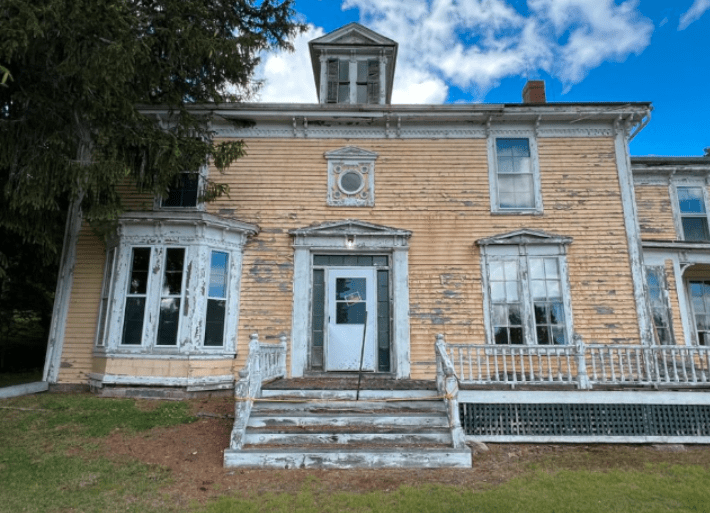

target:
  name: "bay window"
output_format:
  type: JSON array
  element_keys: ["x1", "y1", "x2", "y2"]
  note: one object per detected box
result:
[{"x1": 95, "y1": 211, "x2": 257, "y2": 356}]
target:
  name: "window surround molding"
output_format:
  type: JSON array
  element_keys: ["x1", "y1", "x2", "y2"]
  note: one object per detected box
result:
[
  {"x1": 486, "y1": 125, "x2": 543, "y2": 215},
  {"x1": 477, "y1": 229, "x2": 574, "y2": 346},
  {"x1": 669, "y1": 179, "x2": 710, "y2": 242},
  {"x1": 289, "y1": 219, "x2": 411, "y2": 378},
  {"x1": 95, "y1": 211, "x2": 258, "y2": 358},
  {"x1": 325, "y1": 146, "x2": 377, "y2": 207}
]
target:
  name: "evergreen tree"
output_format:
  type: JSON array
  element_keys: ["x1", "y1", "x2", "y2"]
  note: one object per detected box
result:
[{"x1": 0, "y1": 0, "x2": 304, "y2": 274}]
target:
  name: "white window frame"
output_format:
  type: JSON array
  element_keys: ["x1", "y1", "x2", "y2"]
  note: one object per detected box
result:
[
  {"x1": 670, "y1": 180, "x2": 710, "y2": 242},
  {"x1": 487, "y1": 130, "x2": 543, "y2": 214},
  {"x1": 203, "y1": 250, "x2": 231, "y2": 348},
  {"x1": 479, "y1": 234, "x2": 573, "y2": 346},
  {"x1": 95, "y1": 212, "x2": 256, "y2": 357}
]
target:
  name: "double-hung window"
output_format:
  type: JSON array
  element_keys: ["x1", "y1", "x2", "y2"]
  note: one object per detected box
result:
[
  {"x1": 675, "y1": 185, "x2": 710, "y2": 241},
  {"x1": 488, "y1": 134, "x2": 542, "y2": 214},
  {"x1": 479, "y1": 231, "x2": 573, "y2": 346}
]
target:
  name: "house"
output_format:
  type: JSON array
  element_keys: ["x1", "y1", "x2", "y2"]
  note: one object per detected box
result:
[{"x1": 42, "y1": 23, "x2": 710, "y2": 468}]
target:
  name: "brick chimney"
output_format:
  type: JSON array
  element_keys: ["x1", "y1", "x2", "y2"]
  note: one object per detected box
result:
[{"x1": 522, "y1": 80, "x2": 546, "y2": 104}]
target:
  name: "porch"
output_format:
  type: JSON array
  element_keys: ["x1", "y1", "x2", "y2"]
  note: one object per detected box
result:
[{"x1": 223, "y1": 333, "x2": 710, "y2": 468}]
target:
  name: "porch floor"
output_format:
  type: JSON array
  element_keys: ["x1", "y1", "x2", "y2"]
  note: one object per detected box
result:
[{"x1": 262, "y1": 377, "x2": 437, "y2": 391}]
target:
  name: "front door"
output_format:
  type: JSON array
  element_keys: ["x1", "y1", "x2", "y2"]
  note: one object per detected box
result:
[{"x1": 326, "y1": 268, "x2": 376, "y2": 371}]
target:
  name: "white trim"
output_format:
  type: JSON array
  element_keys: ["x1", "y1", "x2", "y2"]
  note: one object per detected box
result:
[
  {"x1": 43, "y1": 201, "x2": 83, "y2": 383},
  {"x1": 89, "y1": 373, "x2": 235, "y2": 391},
  {"x1": 467, "y1": 435, "x2": 710, "y2": 444},
  {"x1": 289, "y1": 220, "x2": 411, "y2": 378},
  {"x1": 614, "y1": 123, "x2": 654, "y2": 346},
  {"x1": 458, "y1": 389, "x2": 710, "y2": 405},
  {"x1": 211, "y1": 118, "x2": 625, "y2": 141}
]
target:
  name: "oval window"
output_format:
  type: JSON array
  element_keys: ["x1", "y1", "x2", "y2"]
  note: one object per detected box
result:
[{"x1": 339, "y1": 171, "x2": 364, "y2": 194}]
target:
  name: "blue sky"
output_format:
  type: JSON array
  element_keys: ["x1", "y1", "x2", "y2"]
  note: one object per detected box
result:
[{"x1": 255, "y1": 0, "x2": 709, "y2": 157}]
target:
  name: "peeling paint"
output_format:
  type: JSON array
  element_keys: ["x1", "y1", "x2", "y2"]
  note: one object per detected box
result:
[
  {"x1": 595, "y1": 306, "x2": 615, "y2": 315},
  {"x1": 60, "y1": 361, "x2": 73, "y2": 368}
]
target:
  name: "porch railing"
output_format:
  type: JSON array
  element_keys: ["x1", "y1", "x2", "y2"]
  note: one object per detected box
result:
[
  {"x1": 229, "y1": 333, "x2": 288, "y2": 450},
  {"x1": 440, "y1": 334, "x2": 710, "y2": 389}
]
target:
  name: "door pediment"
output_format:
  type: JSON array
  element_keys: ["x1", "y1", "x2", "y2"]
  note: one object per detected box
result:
[{"x1": 290, "y1": 219, "x2": 411, "y2": 238}]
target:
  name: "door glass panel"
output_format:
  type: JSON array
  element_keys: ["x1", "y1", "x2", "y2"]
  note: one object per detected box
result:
[
  {"x1": 336, "y1": 278, "x2": 366, "y2": 301},
  {"x1": 336, "y1": 302, "x2": 366, "y2": 324}
]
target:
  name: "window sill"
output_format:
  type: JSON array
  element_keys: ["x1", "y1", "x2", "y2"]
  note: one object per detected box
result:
[
  {"x1": 94, "y1": 350, "x2": 236, "y2": 360},
  {"x1": 490, "y1": 210, "x2": 544, "y2": 216}
]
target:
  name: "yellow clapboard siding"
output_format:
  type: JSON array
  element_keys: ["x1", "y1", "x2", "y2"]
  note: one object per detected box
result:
[
  {"x1": 58, "y1": 136, "x2": 642, "y2": 383},
  {"x1": 634, "y1": 184, "x2": 677, "y2": 240},
  {"x1": 217, "y1": 137, "x2": 641, "y2": 379}
]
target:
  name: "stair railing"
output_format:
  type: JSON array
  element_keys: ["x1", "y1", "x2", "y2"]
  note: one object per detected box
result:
[
  {"x1": 229, "y1": 333, "x2": 288, "y2": 450},
  {"x1": 435, "y1": 334, "x2": 466, "y2": 449}
]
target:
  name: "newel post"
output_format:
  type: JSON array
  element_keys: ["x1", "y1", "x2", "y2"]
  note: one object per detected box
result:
[
  {"x1": 435, "y1": 334, "x2": 446, "y2": 395},
  {"x1": 435, "y1": 334, "x2": 466, "y2": 449},
  {"x1": 248, "y1": 333, "x2": 261, "y2": 395},
  {"x1": 574, "y1": 333, "x2": 591, "y2": 390}
]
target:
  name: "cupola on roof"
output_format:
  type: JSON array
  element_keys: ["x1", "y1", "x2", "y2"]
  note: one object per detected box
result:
[{"x1": 309, "y1": 23, "x2": 398, "y2": 105}]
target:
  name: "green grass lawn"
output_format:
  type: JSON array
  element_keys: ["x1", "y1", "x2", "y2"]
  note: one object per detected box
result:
[{"x1": 2, "y1": 393, "x2": 710, "y2": 513}]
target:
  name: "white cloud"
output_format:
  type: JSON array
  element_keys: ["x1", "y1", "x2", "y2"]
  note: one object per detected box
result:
[
  {"x1": 254, "y1": 0, "x2": 653, "y2": 103},
  {"x1": 253, "y1": 25, "x2": 323, "y2": 103},
  {"x1": 679, "y1": 0, "x2": 710, "y2": 29}
]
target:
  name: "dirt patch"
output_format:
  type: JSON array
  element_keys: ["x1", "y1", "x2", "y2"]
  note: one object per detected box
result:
[{"x1": 95, "y1": 396, "x2": 710, "y2": 506}]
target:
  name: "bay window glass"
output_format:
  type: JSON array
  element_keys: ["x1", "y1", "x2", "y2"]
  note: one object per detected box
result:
[
  {"x1": 204, "y1": 251, "x2": 229, "y2": 347},
  {"x1": 156, "y1": 248, "x2": 185, "y2": 346},
  {"x1": 122, "y1": 247, "x2": 151, "y2": 345}
]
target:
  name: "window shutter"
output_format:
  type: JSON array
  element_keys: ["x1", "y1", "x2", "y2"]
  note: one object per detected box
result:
[
  {"x1": 327, "y1": 60, "x2": 338, "y2": 103},
  {"x1": 367, "y1": 59, "x2": 380, "y2": 104}
]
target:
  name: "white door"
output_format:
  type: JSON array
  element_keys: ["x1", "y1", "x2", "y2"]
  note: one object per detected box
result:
[{"x1": 325, "y1": 268, "x2": 376, "y2": 371}]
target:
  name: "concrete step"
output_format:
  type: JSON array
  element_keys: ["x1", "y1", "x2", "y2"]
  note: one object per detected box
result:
[
  {"x1": 224, "y1": 447, "x2": 473, "y2": 469},
  {"x1": 248, "y1": 414, "x2": 449, "y2": 429},
  {"x1": 244, "y1": 431, "x2": 452, "y2": 446}
]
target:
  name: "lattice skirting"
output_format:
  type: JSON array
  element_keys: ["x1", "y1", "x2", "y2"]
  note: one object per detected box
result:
[{"x1": 460, "y1": 403, "x2": 710, "y2": 438}]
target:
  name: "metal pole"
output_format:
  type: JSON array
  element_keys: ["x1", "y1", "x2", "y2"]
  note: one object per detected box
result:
[{"x1": 356, "y1": 310, "x2": 368, "y2": 401}]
